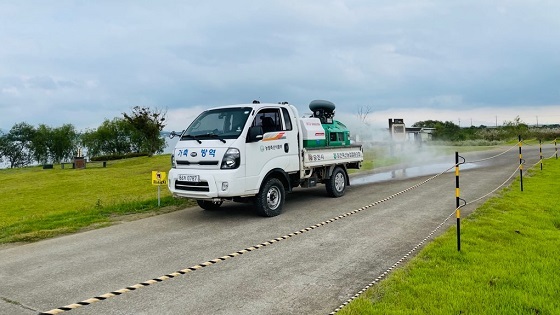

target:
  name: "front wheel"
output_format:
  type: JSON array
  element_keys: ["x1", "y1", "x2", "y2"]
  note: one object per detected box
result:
[
  {"x1": 197, "y1": 199, "x2": 223, "y2": 211},
  {"x1": 255, "y1": 178, "x2": 285, "y2": 217},
  {"x1": 326, "y1": 167, "x2": 347, "y2": 197}
]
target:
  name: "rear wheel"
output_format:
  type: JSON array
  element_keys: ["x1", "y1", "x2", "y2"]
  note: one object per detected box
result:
[
  {"x1": 255, "y1": 178, "x2": 285, "y2": 217},
  {"x1": 197, "y1": 199, "x2": 223, "y2": 210},
  {"x1": 326, "y1": 167, "x2": 346, "y2": 197}
]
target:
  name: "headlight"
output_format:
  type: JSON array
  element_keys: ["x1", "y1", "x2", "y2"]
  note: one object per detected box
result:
[
  {"x1": 171, "y1": 154, "x2": 176, "y2": 168},
  {"x1": 221, "y1": 148, "x2": 240, "y2": 169}
]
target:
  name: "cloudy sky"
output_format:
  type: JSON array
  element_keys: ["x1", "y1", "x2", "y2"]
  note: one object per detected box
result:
[{"x1": 1, "y1": 1, "x2": 560, "y2": 132}]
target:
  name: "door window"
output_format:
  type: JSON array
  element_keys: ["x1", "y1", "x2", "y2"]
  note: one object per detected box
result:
[
  {"x1": 253, "y1": 109, "x2": 282, "y2": 133},
  {"x1": 281, "y1": 108, "x2": 293, "y2": 131}
]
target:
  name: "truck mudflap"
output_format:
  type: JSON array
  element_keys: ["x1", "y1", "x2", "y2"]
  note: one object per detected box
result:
[{"x1": 302, "y1": 145, "x2": 363, "y2": 168}]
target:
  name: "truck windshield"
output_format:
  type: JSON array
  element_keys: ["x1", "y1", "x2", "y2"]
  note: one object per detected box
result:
[{"x1": 181, "y1": 107, "x2": 252, "y2": 141}]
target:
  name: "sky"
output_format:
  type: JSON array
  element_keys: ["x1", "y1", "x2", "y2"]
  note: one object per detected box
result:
[{"x1": 1, "y1": 1, "x2": 560, "y2": 133}]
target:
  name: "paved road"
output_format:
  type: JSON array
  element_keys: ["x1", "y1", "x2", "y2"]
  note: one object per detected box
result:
[{"x1": 0, "y1": 144, "x2": 553, "y2": 315}]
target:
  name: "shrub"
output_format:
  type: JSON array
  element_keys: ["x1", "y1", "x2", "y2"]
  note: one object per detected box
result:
[{"x1": 90, "y1": 152, "x2": 150, "y2": 161}]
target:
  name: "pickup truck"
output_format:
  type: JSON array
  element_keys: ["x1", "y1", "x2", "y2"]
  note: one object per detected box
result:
[{"x1": 168, "y1": 100, "x2": 363, "y2": 217}]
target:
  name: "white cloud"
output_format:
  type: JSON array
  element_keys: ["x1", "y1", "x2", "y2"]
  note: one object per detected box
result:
[
  {"x1": 1, "y1": 1, "x2": 560, "y2": 130},
  {"x1": 165, "y1": 106, "x2": 207, "y2": 132}
]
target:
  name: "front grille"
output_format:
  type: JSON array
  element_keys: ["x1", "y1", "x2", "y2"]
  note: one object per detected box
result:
[
  {"x1": 177, "y1": 160, "x2": 219, "y2": 166},
  {"x1": 199, "y1": 161, "x2": 219, "y2": 165},
  {"x1": 175, "y1": 181, "x2": 210, "y2": 192}
]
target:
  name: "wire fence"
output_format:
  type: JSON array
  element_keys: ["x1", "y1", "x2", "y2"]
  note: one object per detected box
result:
[
  {"x1": 464, "y1": 141, "x2": 520, "y2": 164},
  {"x1": 331, "y1": 136, "x2": 558, "y2": 314}
]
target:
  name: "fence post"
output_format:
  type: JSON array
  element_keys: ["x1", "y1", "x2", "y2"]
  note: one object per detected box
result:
[
  {"x1": 518, "y1": 135, "x2": 524, "y2": 192},
  {"x1": 540, "y1": 139, "x2": 543, "y2": 171},
  {"x1": 556, "y1": 139, "x2": 558, "y2": 160},
  {"x1": 455, "y1": 152, "x2": 461, "y2": 252}
]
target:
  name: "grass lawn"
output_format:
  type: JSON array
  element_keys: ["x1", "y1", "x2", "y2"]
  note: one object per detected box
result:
[
  {"x1": 0, "y1": 155, "x2": 194, "y2": 244},
  {"x1": 337, "y1": 158, "x2": 560, "y2": 314}
]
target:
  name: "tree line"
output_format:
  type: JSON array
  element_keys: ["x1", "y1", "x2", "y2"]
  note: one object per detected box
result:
[
  {"x1": 413, "y1": 116, "x2": 560, "y2": 142},
  {"x1": 0, "y1": 106, "x2": 166, "y2": 168}
]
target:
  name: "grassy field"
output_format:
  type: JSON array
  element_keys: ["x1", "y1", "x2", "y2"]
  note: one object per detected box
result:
[
  {"x1": 0, "y1": 155, "x2": 194, "y2": 244},
  {"x1": 338, "y1": 158, "x2": 560, "y2": 314}
]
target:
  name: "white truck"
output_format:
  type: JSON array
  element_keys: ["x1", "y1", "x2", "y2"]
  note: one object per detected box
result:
[{"x1": 168, "y1": 100, "x2": 363, "y2": 217}]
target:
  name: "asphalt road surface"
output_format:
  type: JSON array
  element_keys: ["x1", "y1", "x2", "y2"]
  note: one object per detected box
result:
[{"x1": 0, "y1": 144, "x2": 553, "y2": 315}]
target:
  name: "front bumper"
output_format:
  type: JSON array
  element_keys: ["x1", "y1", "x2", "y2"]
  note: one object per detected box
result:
[{"x1": 168, "y1": 167, "x2": 247, "y2": 199}]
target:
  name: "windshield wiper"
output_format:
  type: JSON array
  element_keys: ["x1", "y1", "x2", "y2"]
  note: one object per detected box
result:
[
  {"x1": 206, "y1": 133, "x2": 226, "y2": 143},
  {"x1": 180, "y1": 134, "x2": 202, "y2": 144}
]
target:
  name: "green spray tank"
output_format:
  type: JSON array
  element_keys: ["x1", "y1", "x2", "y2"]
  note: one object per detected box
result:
[{"x1": 301, "y1": 100, "x2": 351, "y2": 148}]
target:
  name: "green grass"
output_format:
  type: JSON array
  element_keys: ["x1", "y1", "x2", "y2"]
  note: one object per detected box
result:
[
  {"x1": 0, "y1": 155, "x2": 195, "y2": 244},
  {"x1": 360, "y1": 148, "x2": 401, "y2": 171},
  {"x1": 338, "y1": 158, "x2": 560, "y2": 315}
]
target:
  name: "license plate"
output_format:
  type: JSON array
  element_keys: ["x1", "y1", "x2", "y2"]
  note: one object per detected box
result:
[{"x1": 179, "y1": 174, "x2": 199, "y2": 182}]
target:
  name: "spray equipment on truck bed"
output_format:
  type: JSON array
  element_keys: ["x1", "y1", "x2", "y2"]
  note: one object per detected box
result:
[{"x1": 300, "y1": 100, "x2": 351, "y2": 148}]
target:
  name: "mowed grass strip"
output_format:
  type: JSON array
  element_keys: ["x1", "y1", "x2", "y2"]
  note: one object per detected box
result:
[
  {"x1": 338, "y1": 158, "x2": 560, "y2": 315},
  {"x1": 0, "y1": 155, "x2": 194, "y2": 244}
]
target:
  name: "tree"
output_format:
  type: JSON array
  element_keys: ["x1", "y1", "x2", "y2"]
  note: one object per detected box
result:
[
  {"x1": 0, "y1": 130, "x2": 5, "y2": 164},
  {"x1": 30, "y1": 124, "x2": 79, "y2": 164},
  {"x1": 32, "y1": 124, "x2": 53, "y2": 164},
  {"x1": 502, "y1": 116, "x2": 529, "y2": 139},
  {"x1": 81, "y1": 118, "x2": 133, "y2": 157},
  {"x1": 123, "y1": 106, "x2": 167, "y2": 155},
  {"x1": 412, "y1": 120, "x2": 462, "y2": 141},
  {"x1": 412, "y1": 120, "x2": 441, "y2": 128},
  {"x1": 356, "y1": 105, "x2": 373, "y2": 125},
  {"x1": 1, "y1": 122, "x2": 36, "y2": 168},
  {"x1": 50, "y1": 124, "x2": 79, "y2": 163},
  {"x1": 437, "y1": 121, "x2": 462, "y2": 141}
]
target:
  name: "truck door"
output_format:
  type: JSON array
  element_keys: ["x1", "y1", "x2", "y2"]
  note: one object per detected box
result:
[{"x1": 245, "y1": 107, "x2": 299, "y2": 192}]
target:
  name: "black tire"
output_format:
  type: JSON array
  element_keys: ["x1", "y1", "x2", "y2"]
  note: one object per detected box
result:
[
  {"x1": 326, "y1": 167, "x2": 346, "y2": 197},
  {"x1": 197, "y1": 199, "x2": 223, "y2": 210},
  {"x1": 255, "y1": 177, "x2": 285, "y2": 217}
]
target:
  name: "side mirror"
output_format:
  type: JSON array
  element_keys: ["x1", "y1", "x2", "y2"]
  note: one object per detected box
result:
[
  {"x1": 169, "y1": 130, "x2": 184, "y2": 139},
  {"x1": 247, "y1": 126, "x2": 264, "y2": 143}
]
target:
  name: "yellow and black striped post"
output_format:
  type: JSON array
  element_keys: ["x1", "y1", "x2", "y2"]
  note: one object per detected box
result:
[
  {"x1": 539, "y1": 139, "x2": 543, "y2": 170},
  {"x1": 518, "y1": 135, "x2": 524, "y2": 192},
  {"x1": 455, "y1": 152, "x2": 461, "y2": 252}
]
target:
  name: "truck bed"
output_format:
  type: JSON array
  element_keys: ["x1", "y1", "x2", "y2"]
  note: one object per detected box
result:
[{"x1": 302, "y1": 145, "x2": 363, "y2": 168}]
